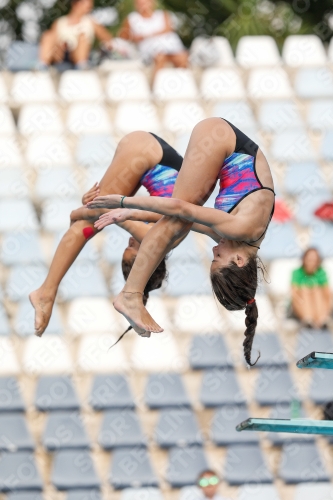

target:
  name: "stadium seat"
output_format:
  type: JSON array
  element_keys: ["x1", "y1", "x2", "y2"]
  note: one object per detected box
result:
[
  {"x1": 18, "y1": 104, "x2": 64, "y2": 136},
  {"x1": 78, "y1": 332, "x2": 128, "y2": 373},
  {"x1": 131, "y1": 331, "x2": 185, "y2": 372},
  {"x1": 1, "y1": 231, "x2": 44, "y2": 266},
  {"x1": 145, "y1": 373, "x2": 191, "y2": 409},
  {"x1": 0, "y1": 168, "x2": 29, "y2": 200},
  {"x1": 190, "y1": 36, "x2": 235, "y2": 67},
  {"x1": 0, "y1": 339, "x2": 20, "y2": 376},
  {"x1": 200, "y1": 369, "x2": 246, "y2": 408},
  {"x1": 267, "y1": 258, "x2": 300, "y2": 297},
  {"x1": 251, "y1": 333, "x2": 288, "y2": 368},
  {"x1": 0, "y1": 377, "x2": 25, "y2": 412},
  {"x1": 295, "y1": 330, "x2": 333, "y2": 361},
  {"x1": 322, "y1": 129, "x2": 333, "y2": 161},
  {"x1": 23, "y1": 335, "x2": 73, "y2": 375},
  {"x1": 144, "y1": 298, "x2": 172, "y2": 330},
  {"x1": 0, "y1": 413, "x2": 34, "y2": 451},
  {"x1": 236, "y1": 36, "x2": 281, "y2": 67},
  {"x1": 166, "y1": 261, "x2": 211, "y2": 296},
  {"x1": 214, "y1": 101, "x2": 257, "y2": 130},
  {"x1": 98, "y1": 409, "x2": 147, "y2": 449},
  {"x1": 0, "y1": 200, "x2": 39, "y2": 234},
  {"x1": 270, "y1": 129, "x2": 315, "y2": 162},
  {"x1": 279, "y1": 442, "x2": 330, "y2": 483},
  {"x1": 76, "y1": 134, "x2": 116, "y2": 169},
  {"x1": 296, "y1": 192, "x2": 331, "y2": 227},
  {"x1": 58, "y1": 259, "x2": 108, "y2": 300},
  {"x1": 224, "y1": 444, "x2": 273, "y2": 485},
  {"x1": 11, "y1": 72, "x2": 56, "y2": 104},
  {"x1": 248, "y1": 68, "x2": 293, "y2": 100},
  {"x1": 35, "y1": 375, "x2": 80, "y2": 412},
  {"x1": 0, "y1": 137, "x2": 23, "y2": 168},
  {"x1": 0, "y1": 105, "x2": 16, "y2": 135},
  {"x1": 201, "y1": 68, "x2": 246, "y2": 100},
  {"x1": 155, "y1": 408, "x2": 202, "y2": 448},
  {"x1": 51, "y1": 449, "x2": 101, "y2": 490},
  {"x1": 307, "y1": 100, "x2": 333, "y2": 131},
  {"x1": 67, "y1": 297, "x2": 122, "y2": 336},
  {"x1": 43, "y1": 411, "x2": 90, "y2": 451},
  {"x1": 67, "y1": 103, "x2": 112, "y2": 135},
  {"x1": 114, "y1": 102, "x2": 161, "y2": 134},
  {"x1": 294, "y1": 483, "x2": 333, "y2": 500},
  {"x1": 267, "y1": 404, "x2": 312, "y2": 446},
  {"x1": 282, "y1": 35, "x2": 327, "y2": 67},
  {"x1": 109, "y1": 448, "x2": 158, "y2": 489},
  {"x1": 6, "y1": 264, "x2": 46, "y2": 302},
  {"x1": 227, "y1": 294, "x2": 277, "y2": 334},
  {"x1": 309, "y1": 222, "x2": 333, "y2": 258},
  {"x1": 121, "y1": 488, "x2": 163, "y2": 500},
  {"x1": 109, "y1": 264, "x2": 127, "y2": 296},
  {"x1": 14, "y1": 300, "x2": 63, "y2": 336},
  {"x1": 309, "y1": 369, "x2": 333, "y2": 405},
  {"x1": 106, "y1": 70, "x2": 151, "y2": 101},
  {"x1": 90, "y1": 374, "x2": 135, "y2": 411},
  {"x1": 26, "y1": 134, "x2": 73, "y2": 168},
  {"x1": 255, "y1": 367, "x2": 299, "y2": 406},
  {"x1": 59, "y1": 71, "x2": 104, "y2": 102},
  {"x1": 284, "y1": 162, "x2": 325, "y2": 195},
  {"x1": 6, "y1": 41, "x2": 39, "y2": 72},
  {"x1": 163, "y1": 101, "x2": 205, "y2": 135},
  {"x1": 0, "y1": 75, "x2": 8, "y2": 103},
  {"x1": 35, "y1": 168, "x2": 80, "y2": 201},
  {"x1": 153, "y1": 68, "x2": 198, "y2": 101},
  {"x1": 189, "y1": 333, "x2": 233, "y2": 369},
  {"x1": 0, "y1": 451, "x2": 43, "y2": 492},
  {"x1": 258, "y1": 100, "x2": 303, "y2": 131},
  {"x1": 66, "y1": 492, "x2": 102, "y2": 500},
  {"x1": 237, "y1": 484, "x2": 281, "y2": 500},
  {"x1": 179, "y1": 486, "x2": 204, "y2": 500},
  {"x1": 6, "y1": 492, "x2": 43, "y2": 500},
  {"x1": 102, "y1": 224, "x2": 130, "y2": 265},
  {"x1": 0, "y1": 305, "x2": 10, "y2": 336},
  {"x1": 173, "y1": 296, "x2": 225, "y2": 334},
  {"x1": 211, "y1": 405, "x2": 259, "y2": 446},
  {"x1": 166, "y1": 446, "x2": 208, "y2": 488},
  {"x1": 174, "y1": 133, "x2": 191, "y2": 156},
  {"x1": 294, "y1": 68, "x2": 333, "y2": 99}
]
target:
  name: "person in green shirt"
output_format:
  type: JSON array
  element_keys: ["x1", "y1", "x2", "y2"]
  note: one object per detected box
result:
[{"x1": 291, "y1": 247, "x2": 331, "y2": 328}]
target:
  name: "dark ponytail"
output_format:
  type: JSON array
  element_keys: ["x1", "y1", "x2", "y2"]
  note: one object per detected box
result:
[{"x1": 211, "y1": 255, "x2": 262, "y2": 366}]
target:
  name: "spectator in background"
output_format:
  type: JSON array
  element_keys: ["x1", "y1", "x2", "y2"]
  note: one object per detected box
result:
[
  {"x1": 291, "y1": 247, "x2": 331, "y2": 329},
  {"x1": 38, "y1": 0, "x2": 113, "y2": 69},
  {"x1": 119, "y1": 0, "x2": 188, "y2": 79},
  {"x1": 179, "y1": 470, "x2": 228, "y2": 500}
]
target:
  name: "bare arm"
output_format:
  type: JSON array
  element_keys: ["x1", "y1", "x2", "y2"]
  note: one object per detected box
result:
[{"x1": 93, "y1": 21, "x2": 112, "y2": 42}]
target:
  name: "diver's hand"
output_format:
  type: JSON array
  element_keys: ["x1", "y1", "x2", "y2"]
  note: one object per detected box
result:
[
  {"x1": 87, "y1": 194, "x2": 122, "y2": 210},
  {"x1": 94, "y1": 208, "x2": 134, "y2": 230},
  {"x1": 82, "y1": 182, "x2": 100, "y2": 205}
]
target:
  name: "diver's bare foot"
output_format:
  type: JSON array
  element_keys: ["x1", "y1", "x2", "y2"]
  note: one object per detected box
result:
[
  {"x1": 113, "y1": 292, "x2": 163, "y2": 336},
  {"x1": 29, "y1": 289, "x2": 55, "y2": 337}
]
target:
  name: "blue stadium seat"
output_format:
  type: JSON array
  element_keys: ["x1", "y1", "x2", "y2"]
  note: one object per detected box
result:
[
  {"x1": 0, "y1": 168, "x2": 29, "y2": 200},
  {"x1": 166, "y1": 446, "x2": 208, "y2": 488},
  {"x1": 168, "y1": 233, "x2": 202, "y2": 262},
  {"x1": 294, "y1": 330, "x2": 333, "y2": 361},
  {"x1": 0, "y1": 200, "x2": 39, "y2": 233},
  {"x1": 41, "y1": 198, "x2": 81, "y2": 233},
  {"x1": 200, "y1": 369, "x2": 246, "y2": 408},
  {"x1": 76, "y1": 135, "x2": 116, "y2": 169},
  {"x1": 0, "y1": 304, "x2": 10, "y2": 336},
  {"x1": 0, "y1": 413, "x2": 34, "y2": 451},
  {"x1": 14, "y1": 300, "x2": 63, "y2": 336},
  {"x1": 295, "y1": 191, "x2": 331, "y2": 226},
  {"x1": 309, "y1": 222, "x2": 333, "y2": 258},
  {"x1": 252, "y1": 333, "x2": 288, "y2": 368},
  {"x1": 59, "y1": 261, "x2": 108, "y2": 300},
  {"x1": 224, "y1": 444, "x2": 273, "y2": 485},
  {"x1": 121, "y1": 488, "x2": 163, "y2": 500},
  {"x1": 284, "y1": 162, "x2": 326, "y2": 195},
  {"x1": 165, "y1": 260, "x2": 211, "y2": 296},
  {"x1": 255, "y1": 367, "x2": 299, "y2": 406},
  {"x1": 267, "y1": 404, "x2": 313, "y2": 446},
  {"x1": 6, "y1": 493, "x2": 43, "y2": 500},
  {"x1": 90, "y1": 375, "x2": 135, "y2": 411},
  {"x1": 1, "y1": 232, "x2": 45, "y2": 266},
  {"x1": 322, "y1": 130, "x2": 333, "y2": 161},
  {"x1": 0, "y1": 452, "x2": 43, "y2": 492},
  {"x1": 295, "y1": 68, "x2": 333, "y2": 98},
  {"x1": 279, "y1": 442, "x2": 330, "y2": 483},
  {"x1": 259, "y1": 223, "x2": 301, "y2": 260},
  {"x1": 309, "y1": 369, "x2": 333, "y2": 405},
  {"x1": 98, "y1": 409, "x2": 147, "y2": 449},
  {"x1": 189, "y1": 334, "x2": 233, "y2": 370},
  {"x1": 109, "y1": 448, "x2": 158, "y2": 490},
  {"x1": 155, "y1": 408, "x2": 203, "y2": 448},
  {"x1": 53, "y1": 231, "x2": 100, "y2": 264},
  {"x1": 0, "y1": 377, "x2": 25, "y2": 412},
  {"x1": 213, "y1": 101, "x2": 257, "y2": 130},
  {"x1": 102, "y1": 225, "x2": 130, "y2": 265},
  {"x1": 66, "y1": 491, "x2": 102, "y2": 500},
  {"x1": 258, "y1": 100, "x2": 303, "y2": 132},
  {"x1": 6, "y1": 42, "x2": 39, "y2": 71},
  {"x1": 270, "y1": 129, "x2": 315, "y2": 162},
  {"x1": 35, "y1": 376, "x2": 80, "y2": 412},
  {"x1": 6, "y1": 264, "x2": 47, "y2": 302},
  {"x1": 43, "y1": 411, "x2": 90, "y2": 451},
  {"x1": 307, "y1": 100, "x2": 333, "y2": 131},
  {"x1": 52, "y1": 450, "x2": 100, "y2": 490},
  {"x1": 211, "y1": 405, "x2": 259, "y2": 446},
  {"x1": 35, "y1": 168, "x2": 80, "y2": 202},
  {"x1": 145, "y1": 374, "x2": 191, "y2": 409}
]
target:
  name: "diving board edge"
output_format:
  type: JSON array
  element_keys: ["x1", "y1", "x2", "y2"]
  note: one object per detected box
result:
[{"x1": 297, "y1": 351, "x2": 333, "y2": 369}]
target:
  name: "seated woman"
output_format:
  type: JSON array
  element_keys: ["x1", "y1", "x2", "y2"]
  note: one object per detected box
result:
[
  {"x1": 291, "y1": 248, "x2": 331, "y2": 329},
  {"x1": 38, "y1": 0, "x2": 113, "y2": 69},
  {"x1": 89, "y1": 117, "x2": 276, "y2": 366}
]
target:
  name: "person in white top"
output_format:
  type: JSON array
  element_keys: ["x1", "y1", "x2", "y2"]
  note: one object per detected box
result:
[
  {"x1": 38, "y1": 0, "x2": 113, "y2": 69},
  {"x1": 119, "y1": 0, "x2": 188, "y2": 78},
  {"x1": 180, "y1": 470, "x2": 230, "y2": 500}
]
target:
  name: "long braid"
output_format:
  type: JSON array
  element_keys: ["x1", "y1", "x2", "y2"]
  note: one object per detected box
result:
[{"x1": 244, "y1": 301, "x2": 260, "y2": 366}]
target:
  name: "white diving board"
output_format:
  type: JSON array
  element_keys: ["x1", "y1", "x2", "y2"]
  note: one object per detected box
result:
[
  {"x1": 297, "y1": 351, "x2": 333, "y2": 370},
  {"x1": 237, "y1": 418, "x2": 333, "y2": 436}
]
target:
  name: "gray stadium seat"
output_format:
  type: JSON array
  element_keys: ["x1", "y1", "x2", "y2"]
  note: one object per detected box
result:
[
  {"x1": 0, "y1": 200, "x2": 39, "y2": 233},
  {"x1": 267, "y1": 404, "x2": 313, "y2": 446},
  {"x1": 14, "y1": 300, "x2": 63, "y2": 336},
  {"x1": 66, "y1": 491, "x2": 102, "y2": 500},
  {"x1": 35, "y1": 168, "x2": 80, "y2": 201},
  {"x1": 309, "y1": 222, "x2": 333, "y2": 258},
  {"x1": 237, "y1": 484, "x2": 281, "y2": 500},
  {"x1": 109, "y1": 448, "x2": 158, "y2": 490},
  {"x1": 258, "y1": 100, "x2": 303, "y2": 132},
  {"x1": 90, "y1": 375, "x2": 135, "y2": 410},
  {"x1": 255, "y1": 367, "x2": 299, "y2": 406},
  {"x1": 294, "y1": 331, "x2": 333, "y2": 361},
  {"x1": 294, "y1": 483, "x2": 333, "y2": 500},
  {"x1": 224, "y1": 444, "x2": 273, "y2": 485},
  {"x1": 52, "y1": 450, "x2": 100, "y2": 490},
  {"x1": 102, "y1": 225, "x2": 130, "y2": 265},
  {"x1": 200, "y1": 369, "x2": 246, "y2": 408},
  {"x1": 295, "y1": 68, "x2": 333, "y2": 98},
  {"x1": 213, "y1": 101, "x2": 257, "y2": 130},
  {"x1": 1, "y1": 231, "x2": 45, "y2": 266},
  {"x1": 0, "y1": 413, "x2": 34, "y2": 451},
  {"x1": 35, "y1": 376, "x2": 80, "y2": 412},
  {"x1": 7, "y1": 493, "x2": 43, "y2": 500},
  {"x1": 6, "y1": 42, "x2": 39, "y2": 71},
  {"x1": 41, "y1": 198, "x2": 81, "y2": 232},
  {"x1": 166, "y1": 446, "x2": 208, "y2": 488},
  {"x1": 0, "y1": 452, "x2": 43, "y2": 492},
  {"x1": 189, "y1": 334, "x2": 233, "y2": 369},
  {"x1": 284, "y1": 162, "x2": 326, "y2": 196},
  {"x1": 121, "y1": 488, "x2": 163, "y2": 500},
  {"x1": 295, "y1": 191, "x2": 331, "y2": 226},
  {"x1": 252, "y1": 333, "x2": 288, "y2": 368},
  {"x1": 211, "y1": 405, "x2": 259, "y2": 446},
  {"x1": 0, "y1": 169, "x2": 29, "y2": 201},
  {"x1": 6, "y1": 264, "x2": 47, "y2": 302},
  {"x1": 270, "y1": 129, "x2": 315, "y2": 162},
  {"x1": 155, "y1": 408, "x2": 203, "y2": 448},
  {"x1": 0, "y1": 304, "x2": 10, "y2": 336},
  {"x1": 259, "y1": 223, "x2": 301, "y2": 260},
  {"x1": 165, "y1": 260, "x2": 211, "y2": 296},
  {"x1": 322, "y1": 130, "x2": 333, "y2": 161},
  {"x1": 145, "y1": 374, "x2": 191, "y2": 409},
  {"x1": 59, "y1": 261, "x2": 108, "y2": 300},
  {"x1": 307, "y1": 100, "x2": 333, "y2": 131},
  {"x1": 279, "y1": 442, "x2": 330, "y2": 483},
  {"x1": 76, "y1": 135, "x2": 116, "y2": 169},
  {"x1": 309, "y1": 369, "x2": 333, "y2": 405},
  {"x1": 43, "y1": 411, "x2": 90, "y2": 451},
  {"x1": 0, "y1": 377, "x2": 25, "y2": 412},
  {"x1": 98, "y1": 409, "x2": 147, "y2": 449}
]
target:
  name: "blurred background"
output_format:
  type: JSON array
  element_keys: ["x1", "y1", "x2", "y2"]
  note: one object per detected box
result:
[{"x1": 1, "y1": 0, "x2": 333, "y2": 499}]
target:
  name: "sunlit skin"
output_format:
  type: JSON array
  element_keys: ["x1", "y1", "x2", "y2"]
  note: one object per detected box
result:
[
  {"x1": 198, "y1": 472, "x2": 220, "y2": 499},
  {"x1": 211, "y1": 238, "x2": 255, "y2": 273}
]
